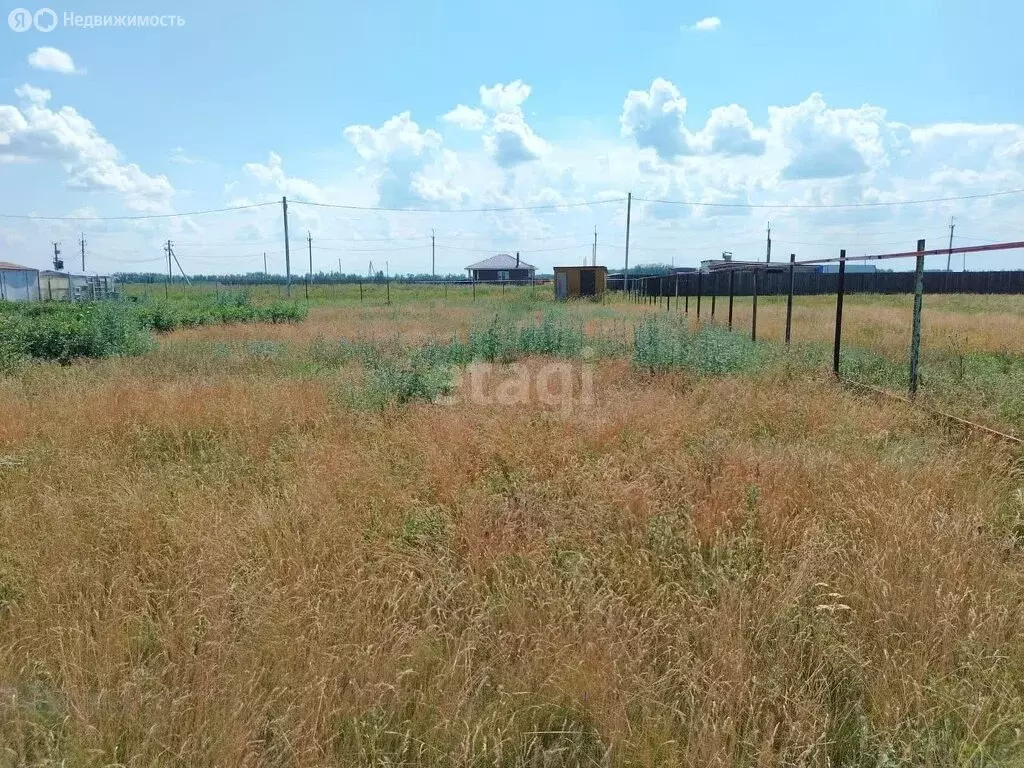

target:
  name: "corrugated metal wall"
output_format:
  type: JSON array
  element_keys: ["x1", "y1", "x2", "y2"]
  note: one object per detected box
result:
[{"x1": 0, "y1": 269, "x2": 40, "y2": 301}]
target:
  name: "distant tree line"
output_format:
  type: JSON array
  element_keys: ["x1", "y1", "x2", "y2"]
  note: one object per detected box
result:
[
  {"x1": 114, "y1": 265, "x2": 676, "y2": 285},
  {"x1": 113, "y1": 271, "x2": 532, "y2": 285}
]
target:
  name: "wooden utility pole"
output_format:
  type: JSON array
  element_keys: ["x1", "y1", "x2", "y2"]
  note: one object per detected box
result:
[
  {"x1": 431, "y1": 228, "x2": 436, "y2": 278},
  {"x1": 168, "y1": 242, "x2": 189, "y2": 286},
  {"x1": 306, "y1": 231, "x2": 312, "y2": 301},
  {"x1": 79, "y1": 233, "x2": 86, "y2": 271},
  {"x1": 263, "y1": 252, "x2": 268, "y2": 275},
  {"x1": 766, "y1": 221, "x2": 772, "y2": 263},
  {"x1": 623, "y1": 192, "x2": 632, "y2": 295},
  {"x1": 282, "y1": 196, "x2": 291, "y2": 297},
  {"x1": 164, "y1": 240, "x2": 172, "y2": 298},
  {"x1": 946, "y1": 217, "x2": 955, "y2": 272}
]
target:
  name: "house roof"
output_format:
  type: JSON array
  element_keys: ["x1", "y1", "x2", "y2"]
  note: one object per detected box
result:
[
  {"x1": 39, "y1": 270, "x2": 111, "y2": 278},
  {"x1": 465, "y1": 253, "x2": 536, "y2": 271},
  {"x1": 700, "y1": 259, "x2": 812, "y2": 272},
  {"x1": 553, "y1": 265, "x2": 608, "y2": 272},
  {"x1": 0, "y1": 261, "x2": 38, "y2": 272}
]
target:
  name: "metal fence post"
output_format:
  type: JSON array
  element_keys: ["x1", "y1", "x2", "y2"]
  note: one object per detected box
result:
[
  {"x1": 785, "y1": 253, "x2": 795, "y2": 347},
  {"x1": 684, "y1": 276, "x2": 690, "y2": 314},
  {"x1": 909, "y1": 239, "x2": 926, "y2": 398},
  {"x1": 728, "y1": 270, "x2": 735, "y2": 330},
  {"x1": 833, "y1": 250, "x2": 847, "y2": 377},
  {"x1": 675, "y1": 275, "x2": 680, "y2": 311},
  {"x1": 710, "y1": 275, "x2": 716, "y2": 322},
  {"x1": 696, "y1": 272, "x2": 703, "y2": 320},
  {"x1": 751, "y1": 269, "x2": 758, "y2": 342}
]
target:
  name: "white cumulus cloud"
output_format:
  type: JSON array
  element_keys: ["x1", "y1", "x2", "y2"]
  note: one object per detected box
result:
[
  {"x1": 693, "y1": 104, "x2": 767, "y2": 156},
  {"x1": 480, "y1": 81, "x2": 533, "y2": 113},
  {"x1": 243, "y1": 151, "x2": 325, "y2": 201},
  {"x1": 0, "y1": 85, "x2": 173, "y2": 212},
  {"x1": 769, "y1": 93, "x2": 907, "y2": 180},
  {"x1": 344, "y1": 112, "x2": 466, "y2": 207},
  {"x1": 440, "y1": 80, "x2": 549, "y2": 169},
  {"x1": 690, "y1": 16, "x2": 721, "y2": 32},
  {"x1": 478, "y1": 80, "x2": 548, "y2": 168},
  {"x1": 442, "y1": 104, "x2": 487, "y2": 131},
  {"x1": 620, "y1": 78, "x2": 694, "y2": 161},
  {"x1": 169, "y1": 146, "x2": 198, "y2": 165},
  {"x1": 485, "y1": 111, "x2": 547, "y2": 168},
  {"x1": 27, "y1": 47, "x2": 84, "y2": 75}
]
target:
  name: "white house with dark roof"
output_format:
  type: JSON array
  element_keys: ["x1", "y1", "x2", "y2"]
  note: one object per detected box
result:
[{"x1": 465, "y1": 253, "x2": 536, "y2": 282}]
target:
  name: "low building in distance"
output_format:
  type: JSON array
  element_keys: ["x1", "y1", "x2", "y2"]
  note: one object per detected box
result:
[
  {"x1": 0, "y1": 262, "x2": 41, "y2": 301},
  {"x1": 553, "y1": 266, "x2": 608, "y2": 300},
  {"x1": 465, "y1": 253, "x2": 537, "y2": 283}
]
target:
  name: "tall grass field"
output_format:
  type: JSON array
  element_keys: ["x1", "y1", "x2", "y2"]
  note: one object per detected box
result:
[{"x1": 1, "y1": 287, "x2": 1023, "y2": 766}]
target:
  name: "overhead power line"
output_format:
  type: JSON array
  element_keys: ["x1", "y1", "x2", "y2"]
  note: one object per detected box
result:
[
  {"x1": 773, "y1": 234, "x2": 949, "y2": 248},
  {"x1": 953, "y1": 233, "x2": 1024, "y2": 244},
  {"x1": 0, "y1": 202, "x2": 277, "y2": 222},
  {"x1": 3, "y1": 188, "x2": 1021, "y2": 221},
  {"x1": 289, "y1": 198, "x2": 626, "y2": 213},
  {"x1": 634, "y1": 188, "x2": 1024, "y2": 210},
  {"x1": 312, "y1": 244, "x2": 427, "y2": 253},
  {"x1": 436, "y1": 242, "x2": 594, "y2": 254}
]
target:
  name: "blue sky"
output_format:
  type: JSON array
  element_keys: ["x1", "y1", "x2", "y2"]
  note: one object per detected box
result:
[{"x1": 2, "y1": 0, "x2": 1024, "y2": 275}]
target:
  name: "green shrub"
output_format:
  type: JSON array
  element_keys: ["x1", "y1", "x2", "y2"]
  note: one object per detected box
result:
[
  {"x1": 1, "y1": 303, "x2": 152, "y2": 365},
  {"x1": 355, "y1": 353, "x2": 455, "y2": 410},
  {"x1": 633, "y1": 318, "x2": 767, "y2": 374},
  {"x1": 461, "y1": 312, "x2": 585, "y2": 364},
  {"x1": 132, "y1": 293, "x2": 306, "y2": 331},
  {"x1": 257, "y1": 301, "x2": 308, "y2": 324},
  {"x1": 0, "y1": 293, "x2": 307, "y2": 369}
]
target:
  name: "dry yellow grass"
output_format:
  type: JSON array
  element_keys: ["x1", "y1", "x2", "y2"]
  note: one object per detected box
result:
[
  {"x1": 704, "y1": 293, "x2": 1024, "y2": 357},
  {"x1": 160, "y1": 291, "x2": 1024, "y2": 359},
  {"x1": 1, "y1": 295, "x2": 1023, "y2": 766}
]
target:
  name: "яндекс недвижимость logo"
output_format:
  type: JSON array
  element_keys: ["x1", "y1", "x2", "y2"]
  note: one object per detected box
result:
[
  {"x1": 8, "y1": 8, "x2": 183, "y2": 31},
  {"x1": 8, "y1": 7, "x2": 58, "y2": 31}
]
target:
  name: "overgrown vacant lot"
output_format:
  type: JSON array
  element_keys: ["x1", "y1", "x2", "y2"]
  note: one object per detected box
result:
[{"x1": 1, "y1": 289, "x2": 1023, "y2": 766}]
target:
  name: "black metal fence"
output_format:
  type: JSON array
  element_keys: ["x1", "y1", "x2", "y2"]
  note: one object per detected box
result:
[
  {"x1": 612, "y1": 269, "x2": 1024, "y2": 297},
  {"x1": 618, "y1": 243, "x2": 1024, "y2": 409}
]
